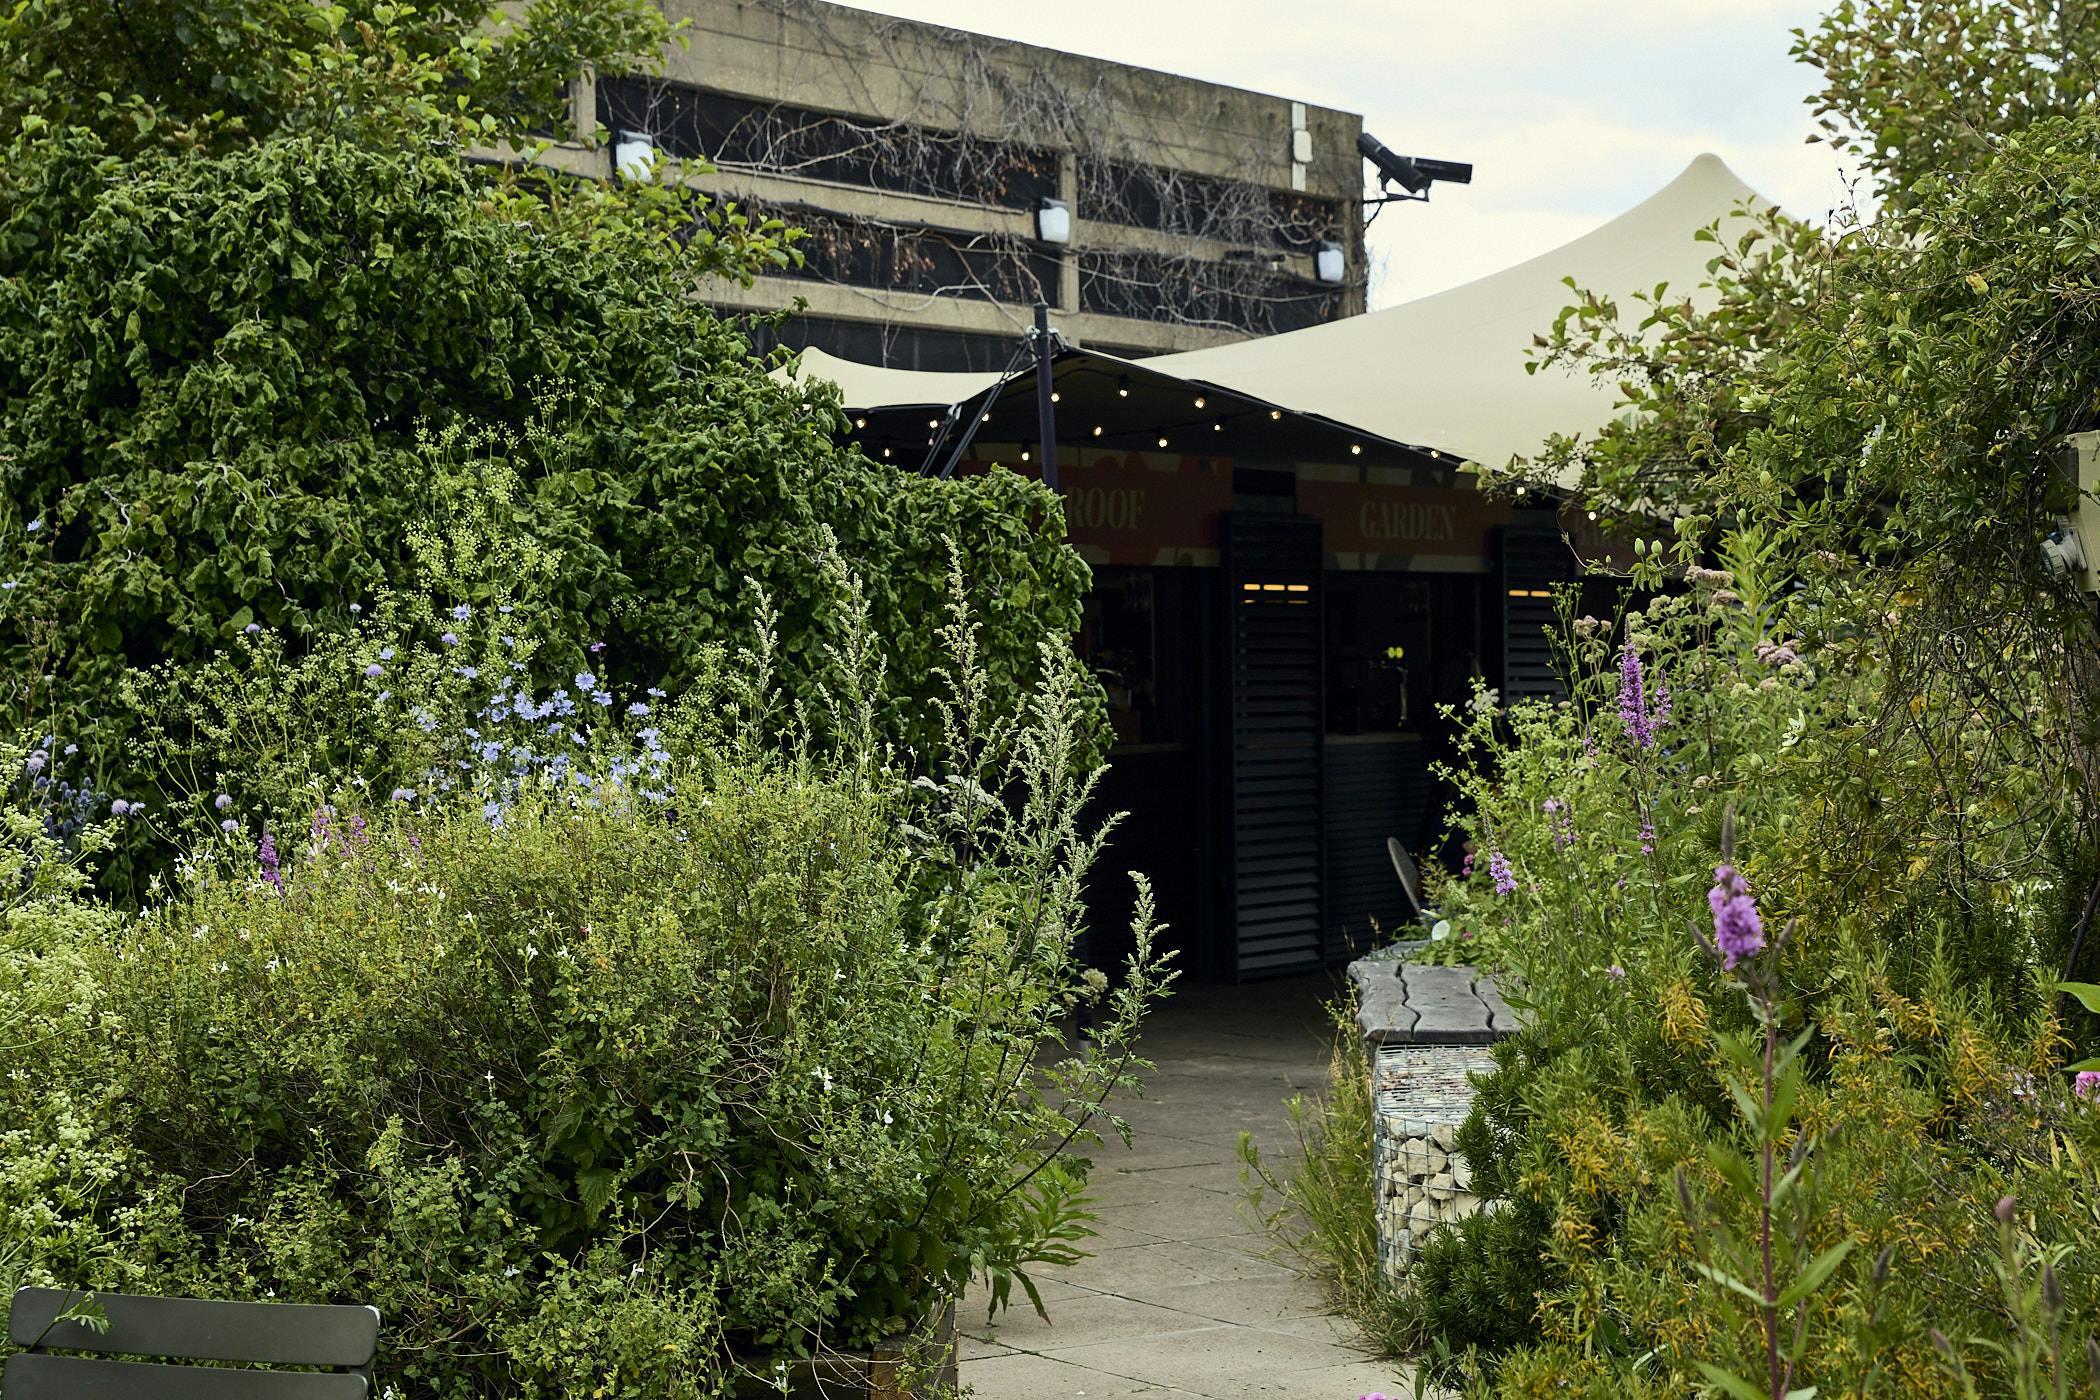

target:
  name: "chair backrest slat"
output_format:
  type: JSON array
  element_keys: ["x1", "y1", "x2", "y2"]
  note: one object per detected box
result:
[
  {"x1": 9, "y1": 1289, "x2": 379, "y2": 1368},
  {"x1": 4, "y1": 1353, "x2": 369, "y2": 1399},
  {"x1": 1387, "y1": 837, "x2": 1423, "y2": 918}
]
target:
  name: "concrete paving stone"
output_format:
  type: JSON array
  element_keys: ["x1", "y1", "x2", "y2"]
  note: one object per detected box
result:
[
  {"x1": 1055, "y1": 1239, "x2": 1294, "y2": 1296},
  {"x1": 962, "y1": 1274, "x2": 1100, "y2": 1322},
  {"x1": 1083, "y1": 1173, "x2": 1190, "y2": 1209},
  {"x1": 1251, "y1": 1358, "x2": 1422, "y2": 1399},
  {"x1": 1125, "y1": 1159, "x2": 1255, "y2": 1197},
  {"x1": 963, "y1": 1350, "x2": 1206, "y2": 1399},
  {"x1": 969, "y1": 974, "x2": 1416, "y2": 1400},
  {"x1": 1093, "y1": 1183, "x2": 1229, "y2": 1237},
  {"x1": 1097, "y1": 1137, "x2": 1237, "y2": 1171},
  {"x1": 962, "y1": 1334, "x2": 1020, "y2": 1360},
  {"x1": 1248, "y1": 1311, "x2": 1376, "y2": 1347},
  {"x1": 1132, "y1": 1276, "x2": 1331, "y2": 1327},
  {"x1": 1074, "y1": 1219, "x2": 1175, "y2": 1253},
  {"x1": 969, "y1": 1292, "x2": 1228, "y2": 1354},
  {"x1": 1037, "y1": 1319, "x2": 1386, "y2": 1396}
]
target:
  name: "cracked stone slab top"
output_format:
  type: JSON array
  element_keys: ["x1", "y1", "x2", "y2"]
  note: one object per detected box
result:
[{"x1": 1349, "y1": 957, "x2": 1517, "y2": 1046}]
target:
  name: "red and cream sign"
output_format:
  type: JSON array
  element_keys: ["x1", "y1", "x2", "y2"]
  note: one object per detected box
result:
[
  {"x1": 964, "y1": 449, "x2": 1233, "y2": 567},
  {"x1": 1296, "y1": 478, "x2": 1507, "y2": 569}
]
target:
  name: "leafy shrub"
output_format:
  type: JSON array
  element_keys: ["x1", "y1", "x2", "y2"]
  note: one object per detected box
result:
[
  {"x1": 1371, "y1": 541, "x2": 2100, "y2": 1395},
  {"x1": 0, "y1": 572, "x2": 1171, "y2": 1395},
  {"x1": 0, "y1": 127, "x2": 1089, "y2": 900}
]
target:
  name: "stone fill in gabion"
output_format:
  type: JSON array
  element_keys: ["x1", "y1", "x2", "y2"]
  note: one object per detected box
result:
[{"x1": 1373, "y1": 1044, "x2": 1497, "y2": 1280}]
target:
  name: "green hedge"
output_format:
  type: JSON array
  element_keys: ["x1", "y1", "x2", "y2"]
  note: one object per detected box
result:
[{"x1": 0, "y1": 129, "x2": 1090, "y2": 871}]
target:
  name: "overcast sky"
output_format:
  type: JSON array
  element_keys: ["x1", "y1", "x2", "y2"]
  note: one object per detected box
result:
[{"x1": 847, "y1": 0, "x2": 1861, "y2": 308}]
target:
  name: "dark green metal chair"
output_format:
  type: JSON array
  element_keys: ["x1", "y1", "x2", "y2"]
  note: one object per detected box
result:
[{"x1": 6, "y1": 1288, "x2": 379, "y2": 1398}]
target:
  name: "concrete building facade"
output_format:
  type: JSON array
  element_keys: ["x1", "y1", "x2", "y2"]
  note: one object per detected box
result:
[{"x1": 547, "y1": 0, "x2": 1368, "y2": 370}]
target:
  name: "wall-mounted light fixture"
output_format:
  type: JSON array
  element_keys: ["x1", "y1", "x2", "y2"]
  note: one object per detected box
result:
[
  {"x1": 614, "y1": 131, "x2": 655, "y2": 182},
  {"x1": 1315, "y1": 242, "x2": 1346, "y2": 284},
  {"x1": 1035, "y1": 198, "x2": 1072, "y2": 245}
]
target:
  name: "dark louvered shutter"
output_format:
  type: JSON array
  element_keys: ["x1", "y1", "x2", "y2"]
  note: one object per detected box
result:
[
  {"x1": 1221, "y1": 515, "x2": 1324, "y2": 980},
  {"x1": 1498, "y1": 508, "x2": 1571, "y2": 703}
]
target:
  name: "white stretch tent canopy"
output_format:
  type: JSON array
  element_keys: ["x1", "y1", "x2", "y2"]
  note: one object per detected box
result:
[{"x1": 787, "y1": 153, "x2": 1770, "y2": 468}]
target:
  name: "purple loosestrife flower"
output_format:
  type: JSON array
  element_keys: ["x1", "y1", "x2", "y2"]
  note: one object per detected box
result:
[
  {"x1": 258, "y1": 831, "x2": 285, "y2": 893},
  {"x1": 1639, "y1": 818, "x2": 1656, "y2": 855},
  {"x1": 589, "y1": 641, "x2": 606, "y2": 654},
  {"x1": 1708, "y1": 863, "x2": 1765, "y2": 969},
  {"x1": 2077, "y1": 1071, "x2": 2100, "y2": 1101},
  {"x1": 1619, "y1": 638, "x2": 1663, "y2": 747},
  {"x1": 1489, "y1": 848, "x2": 1516, "y2": 895}
]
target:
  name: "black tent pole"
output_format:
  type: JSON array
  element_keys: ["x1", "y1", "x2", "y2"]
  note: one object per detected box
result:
[{"x1": 1033, "y1": 300, "x2": 1059, "y2": 492}]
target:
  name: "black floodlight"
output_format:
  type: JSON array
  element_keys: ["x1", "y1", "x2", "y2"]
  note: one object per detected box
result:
[{"x1": 1358, "y1": 132, "x2": 1473, "y2": 199}]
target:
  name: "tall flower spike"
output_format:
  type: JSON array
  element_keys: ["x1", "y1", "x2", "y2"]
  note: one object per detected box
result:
[
  {"x1": 1489, "y1": 848, "x2": 1517, "y2": 895},
  {"x1": 1619, "y1": 638, "x2": 1652, "y2": 747},
  {"x1": 1708, "y1": 863, "x2": 1764, "y2": 969},
  {"x1": 1618, "y1": 637, "x2": 1671, "y2": 748}
]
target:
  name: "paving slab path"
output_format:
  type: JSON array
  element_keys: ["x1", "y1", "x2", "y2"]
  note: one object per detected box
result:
[{"x1": 963, "y1": 975, "x2": 1423, "y2": 1399}]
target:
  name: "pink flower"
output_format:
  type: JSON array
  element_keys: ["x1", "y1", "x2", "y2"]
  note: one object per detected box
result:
[
  {"x1": 1708, "y1": 863, "x2": 1764, "y2": 970},
  {"x1": 2076, "y1": 1071, "x2": 2100, "y2": 1101},
  {"x1": 1489, "y1": 849, "x2": 1516, "y2": 895}
]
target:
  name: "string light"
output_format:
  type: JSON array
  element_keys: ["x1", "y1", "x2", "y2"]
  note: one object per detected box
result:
[
  {"x1": 1156, "y1": 436, "x2": 1169, "y2": 448},
  {"x1": 981, "y1": 413, "x2": 991, "y2": 422},
  {"x1": 853, "y1": 417, "x2": 867, "y2": 429},
  {"x1": 1092, "y1": 425, "x2": 1103, "y2": 437},
  {"x1": 882, "y1": 447, "x2": 892, "y2": 458},
  {"x1": 927, "y1": 418, "x2": 938, "y2": 429},
  {"x1": 1587, "y1": 510, "x2": 1598, "y2": 521},
  {"x1": 1350, "y1": 444, "x2": 1362, "y2": 455},
  {"x1": 1020, "y1": 449, "x2": 1031, "y2": 461},
  {"x1": 1269, "y1": 410, "x2": 1282, "y2": 420},
  {"x1": 1213, "y1": 423, "x2": 1223, "y2": 432},
  {"x1": 1050, "y1": 391, "x2": 1061, "y2": 403},
  {"x1": 1193, "y1": 395, "x2": 1206, "y2": 408}
]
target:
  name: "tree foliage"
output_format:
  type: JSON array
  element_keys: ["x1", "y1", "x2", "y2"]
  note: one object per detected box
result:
[
  {"x1": 1794, "y1": 0, "x2": 2100, "y2": 208},
  {"x1": 0, "y1": 0, "x2": 667, "y2": 154},
  {"x1": 0, "y1": 0, "x2": 1091, "y2": 864}
]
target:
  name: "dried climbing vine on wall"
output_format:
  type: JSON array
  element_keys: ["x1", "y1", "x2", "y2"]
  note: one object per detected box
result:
[{"x1": 598, "y1": 0, "x2": 1350, "y2": 340}]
